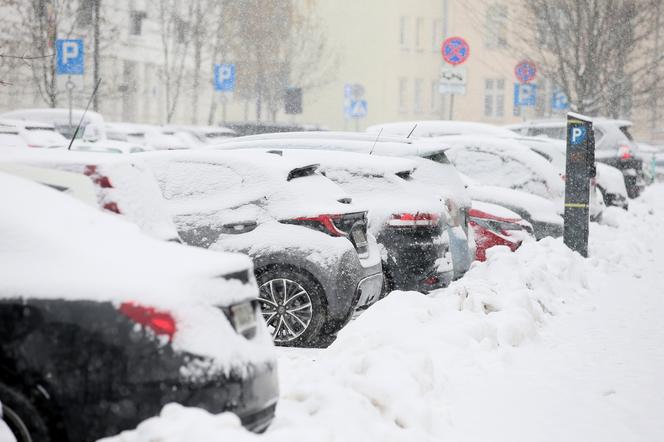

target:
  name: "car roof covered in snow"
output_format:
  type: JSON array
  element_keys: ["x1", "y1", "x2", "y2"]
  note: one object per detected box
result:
[
  {"x1": 366, "y1": 120, "x2": 518, "y2": 139},
  {"x1": 0, "y1": 108, "x2": 105, "y2": 126}
]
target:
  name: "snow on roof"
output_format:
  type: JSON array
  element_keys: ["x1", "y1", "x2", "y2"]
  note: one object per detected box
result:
[
  {"x1": 226, "y1": 130, "x2": 414, "y2": 145},
  {"x1": 366, "y1": 120, "x2": 518, "y2": 139},
  {"x1": 471, "y1": 200, "x2": 523, "y2": 221},
  {"x1": 0, "y1": 108, "x2": 105, "y2": 125},
  {"x1": 0, "y1": 172, "x2": 274, "y2": 372}
]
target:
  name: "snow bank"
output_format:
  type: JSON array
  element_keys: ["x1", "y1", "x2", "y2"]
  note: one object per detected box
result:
[
  {"x1": 102, "y1": 184, "x2": 664, "y2": 442},
  {"x1": 0, "y1": 402, "x2": 15, "y2": 442}
]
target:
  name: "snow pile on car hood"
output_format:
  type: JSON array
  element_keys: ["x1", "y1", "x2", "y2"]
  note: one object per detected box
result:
[{"x1": 0, "y1": 172, "x2": 274, "y2": 373}]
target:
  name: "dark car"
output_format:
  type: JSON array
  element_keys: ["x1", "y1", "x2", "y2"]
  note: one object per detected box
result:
[
  {"x1": 0, "y1": 172, "x2": 278, "y2": 442},
  {"x1": 140, "y1": 150, "x2": 383, "y2": 347},
  {"x1": 268, "y1": 149, "x2": 455, "y2": 293}
]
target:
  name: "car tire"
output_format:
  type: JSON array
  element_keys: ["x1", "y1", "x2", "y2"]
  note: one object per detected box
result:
[
  {"x1": 0, "y1": 383, "x2": 51, "y2": 442},
  {"x1": 256, "y1": 267, "x2": 327, "y2": 347}
]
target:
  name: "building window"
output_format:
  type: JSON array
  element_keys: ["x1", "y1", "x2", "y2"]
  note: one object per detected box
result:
[
  {"x1": 399, "y1": 16, "x2": 409, "y2": 48},
  {"x1": 485, "y1": 4, "x2": 508, "y2": 48},
  {"x1": 431, "y1": 79, "x2": 439, "y2": 112},
  {"x1": 415, "y1": 17, "x2": 424, "y2": 50},
  {"x1": 484, "y1": 78, "x2": 505, "y2": 117},
  {"x1": 414, "y1": 78, "x2": 423, "y2": 113},
  {"x1": 432, "y1": 19, "x2": 443, "y2": 52},
  {"x1": 399, "y1": 77, "x2": 408, "y2": 112},
  {"x1": 130, "y1": 10, "x2": 147, "y2": 36}
]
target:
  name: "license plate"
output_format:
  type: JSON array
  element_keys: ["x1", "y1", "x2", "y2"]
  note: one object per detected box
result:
[
  {"x1": 230, "y1": 302, "x2": 256, "y2": 335},
  {"x1": 351, "y1": 225, "x2": 368, "y2": 248}
]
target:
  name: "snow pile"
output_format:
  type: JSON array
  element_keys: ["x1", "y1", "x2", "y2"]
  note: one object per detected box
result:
[
  {"x1": 0, "y1": 402, "x2": 16, "y2": 442},
  {"x1": 102, "y1": 185, "x2": 664, "y2": 442}
]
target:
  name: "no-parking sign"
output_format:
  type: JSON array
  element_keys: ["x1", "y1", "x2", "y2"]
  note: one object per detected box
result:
[
  {"x1": 442, "y1": 37, "x2": 470, "y2": 66},
  {"x1": 515, "y1": 60, "x2": 537, "y2": 84}
]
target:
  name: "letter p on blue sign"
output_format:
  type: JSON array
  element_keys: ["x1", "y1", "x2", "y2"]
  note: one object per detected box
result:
[
  {"x1": 570, "y1": 126, "x2": 587, "y2": 145},
  {"x1": 56, "y1": 39, "x2": 84, "y2": 75}
]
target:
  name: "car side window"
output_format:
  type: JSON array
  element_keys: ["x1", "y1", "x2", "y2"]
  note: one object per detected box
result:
[{"x1": 154, "y1": 161, "x2": 242, "y2": 201}]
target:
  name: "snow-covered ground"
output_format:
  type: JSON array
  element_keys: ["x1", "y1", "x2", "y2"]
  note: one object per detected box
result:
[{"x1": 102, "y1": 184, "x2": 664, "y2": 442}]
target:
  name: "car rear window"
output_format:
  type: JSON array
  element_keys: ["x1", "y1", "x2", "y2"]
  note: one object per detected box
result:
[
  {"x1": 619, "y1": 126, "x2": 634, "y2": 141},
  {"x1": 422, "y1": 151, "x2": 451, "y2": 164}
]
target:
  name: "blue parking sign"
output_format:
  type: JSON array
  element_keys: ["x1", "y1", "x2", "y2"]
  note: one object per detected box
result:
[
  {"x1": 56, "y1": 39, "x2": 84, "y2": 75},
  {"x1": 514, "y1": 83, "x2": 537, "y2": 107},
  {"x1": 214, "y1": 63, "x2": 235, "y2": 91},
  {"x1": 552, "y1": 90, "x2": 569, "y2": 110}
]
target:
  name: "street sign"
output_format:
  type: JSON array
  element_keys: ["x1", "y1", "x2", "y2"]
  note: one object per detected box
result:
[
  {"x1": 56, "y1": 39, "x2": 84, "y2": 75},
  {"x1": 552, "y1": 90, "x2": 570, "y2": 110},
  {"x1": 214, "y1": 63, "x2": 235, "y2": 91},
  {"x1": 440, "y1": 66, "x2": 467, "y2": 85},
  {"x1": 441, "y1": 36, "x2": 470, "y2": 66},
  {"x1": 514, "y1": 83, "x2": 537, "y2": 107},
  {"x1": 349, "y1": 99, "x2": 368, "y2": 118},
  {"x1": 514, "y1": 60, "x2": 537, "y2": 84},
  {"x1": 563, "y1": 112, "x2": 596, "y2": 257}
]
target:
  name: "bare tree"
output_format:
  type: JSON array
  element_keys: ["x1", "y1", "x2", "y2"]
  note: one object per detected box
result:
[
  {"x1": 154, "y1": 0, "x2": 195, "y2": 123},
  {"x1": 224, "y1": 0, "x2": 337, "y2": 122},
  {"x1": 517, "y1": 0, "x2": 664, "y2": 118}
]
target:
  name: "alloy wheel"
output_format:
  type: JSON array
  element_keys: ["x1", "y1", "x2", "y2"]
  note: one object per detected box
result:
[
  {"x1": 2, "y1": 404, "x2": 32, "y2": 442},
  {"x1": 258, "y1": 278, "x2": 313, "y2": 343}
]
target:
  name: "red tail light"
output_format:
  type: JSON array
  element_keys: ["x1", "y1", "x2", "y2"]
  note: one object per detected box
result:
[
  {"x1": 386, "y1": 213, "x2": 440, "y2": 227},
  {"x1": 618, "y1": 145, "x2": 633, "y2": 160},
  {"x1": 289, "y1": 214, "x2": 348, "y2": 237},
  {"x1": 119, "y1": 302, "x2": 176, "y2": 340},
  {"x1": 103, "y1": 202, "x2": 122, "y2": 214},
  {"x1": 84, "y1": 165, "x2": 113, "y2": 188}
]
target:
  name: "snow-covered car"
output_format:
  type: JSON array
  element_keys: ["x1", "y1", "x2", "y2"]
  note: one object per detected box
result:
[
  {"x1": 70, "y1": 139, "x2": 153, "y2": 154},
  {"x1": 506, "y1": 118, "x2": 645, "y2": 198},
  {"x1": 0, "y1": 108, "x2": 105, "y2": 140},
  {"x1": 0, "y1": 150, "x2": 180, "y2": 242},
  {"x1": 518, "y1": 136, "x2": 624, "y2": 210},
  {"x1": 0, "y1": 118, "x2": 68, "y2": 148},
  {"x1": 366, "y1": 120, "x2": 520, "y2": 139},
  {"x1": 141, "y1": 150, "x2": 383, "y2": 347},
  {"x1": 212, "y1": 135, "x2": 474, "y2": 279},
  {"x1": 105, "y1": 123, "x2": 193, "y2": 150},
  {"x1": 469, "y1": 201, "x2": 534, "y2": 261},
  {"x1": 266, "y1": 148, "x2": 455, "y2": 293},
  {"x1": 163, "y1": 124, "x2": 237, "y2": 147},
  {"x1": 0, "y1": 172, "x2": 279, "y2": 441}
]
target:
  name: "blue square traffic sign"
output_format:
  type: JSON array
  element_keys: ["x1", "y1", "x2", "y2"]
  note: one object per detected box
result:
[
  {"x1": 514, "y1": 83, "x2": 537, "y2": 107},
  {"x1": 56, "y1": 39, "x2": 84, "y2": 75}
]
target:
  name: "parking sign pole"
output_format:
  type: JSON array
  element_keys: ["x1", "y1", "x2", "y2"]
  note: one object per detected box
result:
[{"x1": 563, "y1": 112, "x2": 595, "y2": 257}]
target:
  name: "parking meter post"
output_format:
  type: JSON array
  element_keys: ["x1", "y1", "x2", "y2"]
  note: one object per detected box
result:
[{"x1": 563, "y1": 112, "x2": 595, "y2": 257}]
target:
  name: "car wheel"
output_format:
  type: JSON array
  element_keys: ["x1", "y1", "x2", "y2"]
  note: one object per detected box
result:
[
  {"x1": 256, "y1": 267, "x2": 326, "y2": 346},
  {"x1": 0, "y1": 383, "x2": 51, "y2": 442}
]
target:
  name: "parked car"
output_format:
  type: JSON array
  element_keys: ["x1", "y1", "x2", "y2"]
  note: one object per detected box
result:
[
  {"x1": 366, "y1": 120, "x2": 519, "y2": 139},
  {"x1": 264, "y1": 148, "x2": 455, "y2": 293},
  {"x1": 0, "y1": 150, "x2": 180, "y2": 242},
  {"x1": 70, "y1": 139, "x2": 153, "y2": 154},
  {"x1": 469, "y1": 201, "x2": 534, "y2": 261},
  {"x1": 211, "y1": 135, "x2": 475, "y2": 279},
  {"x1": 506, "y1": 118, "x2": 646, "y2": 198},
  {"x1": 105, "y1": 123, "x2": 193, "y2": 150},
  {"x1": 140, "y1": 150, "x2": 383, "y2": 346},
  {"x1": 163, "y1": 124, "x2": 237, "y2": 147},
  {"x1": 0, "y1": 119, "x2": 68, "y2": 148},
  {"x1": 0, "y1": 172, "x2": 279, "y2": 441},
  {"x1": 224, "y1": 122, "x2": 326, "y2": 136},
  {"x1": 0, "y1": 108, "x2": 105, "y2": 140},
  {"x1": 517, "y1": 135, "x2": 626, "y2": 210}
]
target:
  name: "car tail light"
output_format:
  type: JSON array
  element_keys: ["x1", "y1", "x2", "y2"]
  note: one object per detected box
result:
[
  {"x1": 386, "y1": 213, "x2": 440, "y2": 227},
  {"x1": 468, "y1": 209, "x2": 526, "y2": 235},
  {"x1": 103, "y1": 202, "x2": 122, "y2": 214},
  {"x1": 84, "y1": 165, "x2": 113, "y2": 188},
  {"x1": 119, "y1": 302, "x2": 176, "y2": 340},
  {"x1": 284, "y1": 212, "x2": 366, "y2": 237},
  {"x1": 618, "y1": 145, "x2": 633, "y2": 160}
]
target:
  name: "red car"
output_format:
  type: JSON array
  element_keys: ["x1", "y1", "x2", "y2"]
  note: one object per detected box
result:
[{"x1": 469, "y1": 201, "x2": 534, "y2": 261}]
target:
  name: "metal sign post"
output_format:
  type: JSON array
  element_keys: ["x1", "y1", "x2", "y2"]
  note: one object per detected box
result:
[
  {"x1": 440, "y1": 37, "x2": 469, "y2": 120},
  {"x1": 563, "y1": 112, "x2": 596, "y2": 257}
]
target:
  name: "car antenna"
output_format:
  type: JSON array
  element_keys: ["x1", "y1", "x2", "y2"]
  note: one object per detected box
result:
[
  {"x1": 67, "y1": 77, "x2": 102, "y2": 151},
  {"x1": 369, "y1": 128, "x2": 383, "y2": 155},
  {"x1": 406, "y1": 123, "x2": 418, "y2": 139}
]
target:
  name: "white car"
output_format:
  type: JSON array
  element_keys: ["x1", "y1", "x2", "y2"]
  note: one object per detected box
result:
[
  {"x1": 0, "y1": 119, "x2": 68, "y2": 148},
  {"x1": 0, "y1": 108, "x2": 105, "y2": 140},
  {"x1": 105, "y1": 122, "x2": 193, "y2": 150}
]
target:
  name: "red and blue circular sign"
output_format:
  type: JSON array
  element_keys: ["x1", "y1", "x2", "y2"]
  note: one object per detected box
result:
[
  {"x1": 515, "y1": 60, "x2": 537, "y2": 83},
  {"x1": 442, "y1": 37, "x2": 470, "y2": 66}
]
